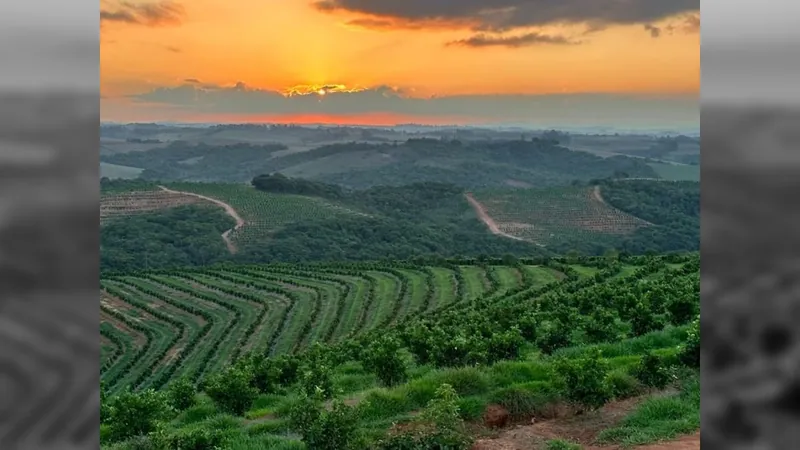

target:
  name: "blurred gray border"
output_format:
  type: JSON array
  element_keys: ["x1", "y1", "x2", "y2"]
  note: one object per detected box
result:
[
  {"x1": 0, "y1": 1, "x2": 99, "y2": 448},
  {"x1": 701, "y1": 1, "x2": 800, "y2": 449}
]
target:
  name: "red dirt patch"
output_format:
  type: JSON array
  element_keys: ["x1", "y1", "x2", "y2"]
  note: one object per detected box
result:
[
  {"x1": 470, "y1": 393, "x2": 697, "y2": 450},
  {"x1": 484, "y1": 404, "x2": 511, "y2": 429}
]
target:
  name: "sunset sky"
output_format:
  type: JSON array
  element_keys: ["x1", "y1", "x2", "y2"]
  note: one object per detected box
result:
[{"x1": 100, "y1": 0, "x2": 700, "y2": 127}]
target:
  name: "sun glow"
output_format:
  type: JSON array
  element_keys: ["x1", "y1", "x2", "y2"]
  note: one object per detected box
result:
[{"x1": 282, "y1": 84, "x2": 367, "y2": 97}]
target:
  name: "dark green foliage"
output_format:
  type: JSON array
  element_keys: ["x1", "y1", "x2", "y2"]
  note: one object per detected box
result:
[
  {"x1": 299, "y1": 363, "x2": 336, "y2": 400},
  {"x1": 536, "y1": 320, "x2": 573, "y2": 355},
  {"x1": 106, "y1": 389, "x2": 173, "y2": 442},
  {"x1": 101, "y1": 205, "x2": 235, "y2": 272},
  {"x1": 165, "y1": 377, "x2": 196, "y2": 411},
  {"x1": 606, "y1": 370, "x2": 643, "y2": 399},
  {"x1": 204, "y1": 366, "x2": 259, "y2": 416},
  {"x1": 252, "y1": 173, "x2": 344, "y2": 198},
  {"x1": 666, "y1": 295, "x2": 699, "y2": 326},
  {"x1": 362, "y1": 336, "x2": 409, "y2": 387},
  {"x1": 678, "y1": 316, "x2": 700, "y2": 368},
  {"x1": 595, "y1": 179, "x2": 699, "y2": 255},
  {"x1": 632, "y1": 352, "x2": 673, "y2": 389},
  {"x1": 288, "y1": 395, "x2": 362, "y2": 450},
  {"x1": 552, "y1": 350, "x2": 612, "y2": 410}
]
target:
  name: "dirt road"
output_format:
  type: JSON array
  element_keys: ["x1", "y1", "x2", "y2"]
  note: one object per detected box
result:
[
  {"x1": 464, "y1": 193, "x2": 526, "y2": 242},
  {"x1": 158, "y1": 186, "x2": 245, "y2": 254}
]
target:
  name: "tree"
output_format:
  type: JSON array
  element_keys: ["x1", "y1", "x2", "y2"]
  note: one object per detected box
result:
[
  {"x1": 553, "y1": 350, "x2": 612, "y2": 410},
  {"x1": 205, "y1": 365, "x2": 259, "y2": 416},
  {"x1": 362, "y1": 336, "x2": 408, "y2": 387},
  {"x1": 289, "y1": 393, "x2": 362, "y2": 450},
  {"x1": 106, "y1": 388, "x2": 172, "y2": 442},
  {"x1": 166, "y1": 376, "x2": 196, "y2": 411},
  {"x1": 666, "y1": 295, "x2": 699, "y2": 326},
  {"x1": 299, "y1": 363, "x2": 336, "y2": 400}
]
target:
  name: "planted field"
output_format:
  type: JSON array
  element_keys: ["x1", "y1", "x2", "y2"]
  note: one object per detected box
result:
[
  {"x1": 101, "y1": 254, "x2": 700, "y2": 450},
  {"x1": 470, "y1": 186, "x2": 650, "y2": 246},
  {"x1": 100, "y1": 188, "x2": 207, "y2": 223},
  {"x1": 162, "y1": 182, "x2": 367, "y2": 246},
  {"x1": 99, "y1": 260, "x2": 575, "y2": 393}
]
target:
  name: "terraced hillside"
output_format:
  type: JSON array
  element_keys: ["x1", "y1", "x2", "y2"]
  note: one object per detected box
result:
[
  {"x1": 470, "y1": 186, "x2": 650, "y2": 246},
  {"x1": 100, "y1": 254, "x2": 699, "y2": 450},
  {"x1": 100, "y1": 187, "x2": 207, "y2": 223},
  {"x1": 100, "y1": 260, "x2": 557, "y2": 393}
]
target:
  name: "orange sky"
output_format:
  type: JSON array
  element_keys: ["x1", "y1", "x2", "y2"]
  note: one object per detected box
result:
[{"x1": 100, "y1": 0, "x2": 700, "y2": 124}]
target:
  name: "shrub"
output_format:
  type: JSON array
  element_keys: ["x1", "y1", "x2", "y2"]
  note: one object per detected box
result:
[
  {"x1": 106, "y1": 389, "x2": 173, "y2": 442},
  {"x1": 552, "y1": 349, "x2": 612, "y2": 410},
  {"x1": 677, "y1": 316, "x2": 700, "y2": 368},
  {"x1": 362, "y1": 336, "x2": 409, "y2": 387},
  {"x1": 205, "y1": 366, "x2": 259, "y2": 416},
  {"x1": 374, "y1": 384, "x2": 472, "y2": 450},
  {"x1": 288, "y1": 394, "x2": 361, "y2": 450},
  {"x1": 299, "y1": 363, "x2": 336, "y2": 400},
  {"x1": 632, "y1": 352, "x2": 673, "y2": 389},
  {"x1": 606, "y1": 370, "x2": 642, "y2": 399},
  {"x1": 166, "y1": 377, "x2": 197, "y2": 411}
]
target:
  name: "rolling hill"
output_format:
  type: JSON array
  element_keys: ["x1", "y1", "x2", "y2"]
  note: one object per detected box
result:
[{"x1": 100, "y1": 254, "x2": 700, "y2": 450}]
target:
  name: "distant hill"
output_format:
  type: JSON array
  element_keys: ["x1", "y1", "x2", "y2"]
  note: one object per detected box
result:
[{"x1": 100, "y1": 138, "x2": 658, "y2": 188}]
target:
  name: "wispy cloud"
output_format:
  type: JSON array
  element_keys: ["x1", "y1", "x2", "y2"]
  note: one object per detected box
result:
[
  {"x1": 100, "y1": 1, "x2": 185, "y2": 27},
  {"x1": 447, "y1": 32, "x2": 581, "y2": 48},
  {"x1": 644, "y1": 24, "x2": 661, "y2": 38}
]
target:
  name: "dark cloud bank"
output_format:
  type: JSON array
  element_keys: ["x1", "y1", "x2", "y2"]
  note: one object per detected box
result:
[
  {"x1": 129, "y1": 82, "x2": 697, "y2": 127},
  {"x1": 315, "y1": 0, "x2": 699, "y2": 46}
]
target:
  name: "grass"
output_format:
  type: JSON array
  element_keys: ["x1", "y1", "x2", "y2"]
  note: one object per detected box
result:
[
  {"x1": 596, "y1": 375, "x2": 700, "y2": 447},
  {"x1": 648, "y1": 163, "x2": 700, "y2": 181},
  {"x1": 546, "y1": 439, "x2": 583, "y2": 450}
]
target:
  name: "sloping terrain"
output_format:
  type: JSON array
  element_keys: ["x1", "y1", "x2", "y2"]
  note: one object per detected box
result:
[{"x1": 469, "y1": 186, "x2": 649, "y2": 247}]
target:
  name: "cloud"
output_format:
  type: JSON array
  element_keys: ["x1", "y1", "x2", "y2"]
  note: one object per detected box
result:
[
  {"x1": 681, "y1": 14, "x2": 700, "y2": 33},
  {"x1": 644, "y1": 24, "x2": 661, "y2": 38},
  {"x1": 184, "y1": 78, "x2": 201, "y2": 84},
  {"x1": 447, "y1": 32, "x2": 580, "y2": 48},
  {"x1": 100, "y1": 1, "x2": 185, "y2": 27},
  {"x1": 313, "y1": 0, "x2": 699, "y2": 32},
  {"x1": 123, "y1": 81, "x2": 697, "y2": 126}
]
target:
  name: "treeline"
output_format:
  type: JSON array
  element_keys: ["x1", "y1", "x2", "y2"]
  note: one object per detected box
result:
[
  {"x1": 101, "y1": 206, "x2": 235, "y2": 272},
  {"x1": 595, "y1": 179, "x2": 699, "y2": 254}
]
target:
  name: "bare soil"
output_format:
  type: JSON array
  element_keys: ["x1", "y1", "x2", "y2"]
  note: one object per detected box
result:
[
  {"x1": 471, "y1": 393, "x2": 698, "y2": 450},
  {"x1": 465, "y1": 193, "x2": 528, "y2": 242}
]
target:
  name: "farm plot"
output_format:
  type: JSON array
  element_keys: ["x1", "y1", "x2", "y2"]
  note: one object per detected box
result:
[
  {"x1": 100, "y1": 260, "x2": 563, "y2": 391},
  {"x1": 471, "y1": 186, "x2": 650, "y2": 246},
  {"x1": 100, "y1": 189, "x2": 208, "y2": 223},
  {"x1": 162, "y1": 182, "x2": 368, "y2": 246}
]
